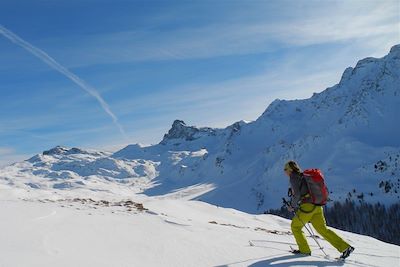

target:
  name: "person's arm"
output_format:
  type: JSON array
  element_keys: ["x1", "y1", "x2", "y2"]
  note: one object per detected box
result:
[{"x1": 289, "y1": 173, "x2": 301, "y2": 208}]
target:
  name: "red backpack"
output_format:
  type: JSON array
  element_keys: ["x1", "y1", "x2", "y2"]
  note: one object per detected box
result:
[{"x1": 302, "y1": 169, "x2": 329, "y2": 205}]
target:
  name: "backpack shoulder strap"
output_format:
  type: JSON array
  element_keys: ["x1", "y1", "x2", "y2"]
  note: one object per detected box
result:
[{"x1": 299, "y1": 172, "x2": 311, "y2": 197}]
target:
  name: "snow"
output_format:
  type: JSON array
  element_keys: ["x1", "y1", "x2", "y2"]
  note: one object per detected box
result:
[{"x1": 0, "y1": 184, "x2": 398, "y2": 267}]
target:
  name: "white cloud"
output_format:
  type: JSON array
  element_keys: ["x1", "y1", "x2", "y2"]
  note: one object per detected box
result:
[
  {"x1": 0, "y1": 147, "x2": 14, "y2": 155},
  {"x1": 111, "y1": 62, "x2": 340, "y2": 130},
  {"x1": 0, "y1": 147, "x2": 28, "y2": 167},
  {"x1": 33, "y1": 0, "x2": 399, "y2": 67}
]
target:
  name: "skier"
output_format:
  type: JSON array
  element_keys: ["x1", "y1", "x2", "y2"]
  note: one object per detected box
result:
[{"x1": 284, "y1": 160, "x2": 354, "y2": 259}]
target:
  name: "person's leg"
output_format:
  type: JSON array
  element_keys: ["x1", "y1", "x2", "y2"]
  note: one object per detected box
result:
[
  {"x1": 310, "y1": 206, "x2": 350, "y2": 252},
  {"x1": 291, "y1": 204, "x2": 314, "y2": 254}
]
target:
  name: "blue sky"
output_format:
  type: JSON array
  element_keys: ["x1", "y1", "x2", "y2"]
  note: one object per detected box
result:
[{"x1": 0, "y1": 0, "x2": 399, "y2": 166}]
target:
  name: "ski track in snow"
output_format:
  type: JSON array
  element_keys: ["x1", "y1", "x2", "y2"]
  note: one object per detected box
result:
[
  {"x1": 32, "y1": 210, "x2": 57, "y2": 221},
  {"x1": 155, "y1": 183, "x2": 216, "y2": 200}
]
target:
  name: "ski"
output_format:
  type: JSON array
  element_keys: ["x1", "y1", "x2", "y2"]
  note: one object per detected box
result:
[
  {"x1": 289, "y1": 246, "x2": 345, "y2": 262},
  {"x1": 289, "y1": 245, "x2": 310, "y2": 256},
  {"x1": 250, "y1": 242, "x2": 359, "y2": 264}
]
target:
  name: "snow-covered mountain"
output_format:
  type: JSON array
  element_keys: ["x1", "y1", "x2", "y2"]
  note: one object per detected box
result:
[{"x1": 1, "y1": 45, "x2": 399, "y2": 213}]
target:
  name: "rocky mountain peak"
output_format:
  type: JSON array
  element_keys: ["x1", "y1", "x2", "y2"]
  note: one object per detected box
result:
[
  {"x1": 41, "y1": 146, "x2": 99, "y2": 157},
  {"x1": 42, "y1": 146, "x2": 69, "y2": 155},
  {"x1": 160, "y1": 120, "x2": 218, "y2": 144},
  {"x1": 161, "y1": 120, "x2": 200, "y2": 144}
]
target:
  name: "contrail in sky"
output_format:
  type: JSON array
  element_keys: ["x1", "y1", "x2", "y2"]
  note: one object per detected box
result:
[{"x1": 0, "y1": 24, "x2": 128, "y2": 140}]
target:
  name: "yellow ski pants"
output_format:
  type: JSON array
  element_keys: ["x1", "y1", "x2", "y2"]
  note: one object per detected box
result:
[{"x1": 291, "y1": 203, "x2": 350, "y2": 254}]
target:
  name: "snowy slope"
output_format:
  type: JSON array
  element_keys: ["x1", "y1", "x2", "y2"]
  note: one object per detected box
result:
[
  {"x1": 1, "y1": 45, "x2": 399, "y2": 214},
  {"x1": 0, "y1": 184, "x2": 398, "y2": 267}
]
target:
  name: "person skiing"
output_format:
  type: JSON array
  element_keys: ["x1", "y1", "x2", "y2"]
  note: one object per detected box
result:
[{"x1": 284, "y1": 160, "x2": 354, "y2": 259}]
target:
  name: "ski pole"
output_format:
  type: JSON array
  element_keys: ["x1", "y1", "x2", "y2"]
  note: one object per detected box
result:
[{"x1": 282, "y1": 198, "x2": 328, "y2": 257}]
